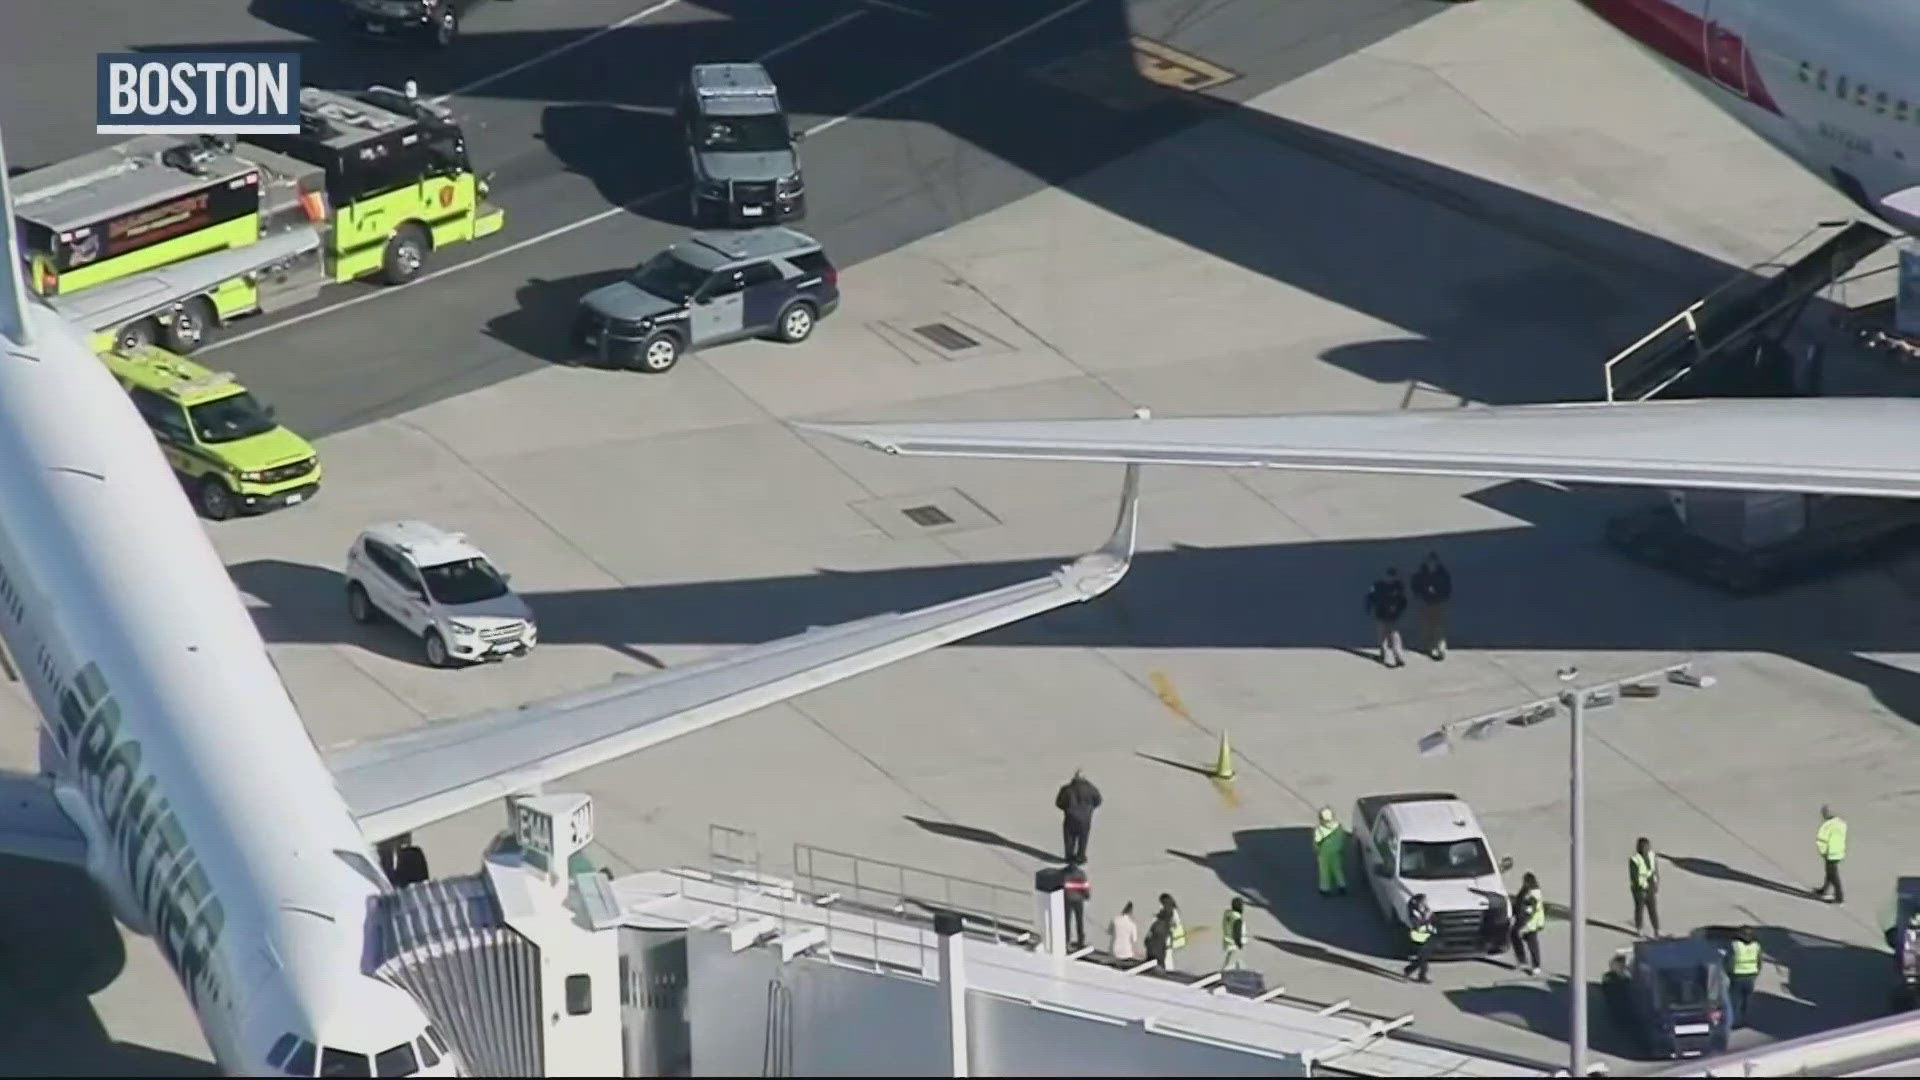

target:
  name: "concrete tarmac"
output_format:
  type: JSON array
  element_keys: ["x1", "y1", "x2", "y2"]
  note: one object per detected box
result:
[{"x1": 4, "y1": 0, "x2": 1917, "y2": 1073}]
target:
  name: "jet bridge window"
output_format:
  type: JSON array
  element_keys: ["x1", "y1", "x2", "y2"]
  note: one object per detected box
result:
[{"x1": 319, "y1": 1047, "x2": 372, "y2": 1077}]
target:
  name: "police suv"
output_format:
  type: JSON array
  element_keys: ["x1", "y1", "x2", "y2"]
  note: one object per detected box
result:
[
  {"x1": 679, "y1": 63, "x2": 806, "y2": 226},
  {"x1": 572, "y1": 228, "x2": 839, "y2": 373}
]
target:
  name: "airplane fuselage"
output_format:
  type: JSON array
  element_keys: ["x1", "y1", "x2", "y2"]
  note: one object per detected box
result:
[
  {"x1": 1578, "y1": 0, "x2": 1920, "y2": 235},
  {"x1": 0, "y1": 303, "x2": 451, "y2": 1074}
]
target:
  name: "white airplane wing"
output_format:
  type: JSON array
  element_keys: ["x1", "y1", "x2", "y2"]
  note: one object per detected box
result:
[
  {"x1": 0, "y1": 771, "x2": 89, "y2": 868},
  {"x1": 45, "y1": 226, "x2": 323, "y2": 337},
  {"x1": 797, "y1": 399, "x2": 1920, "y2": 499},
  {"x1": 327, "y1": 465, "x2": 1139, "y2": 843}
]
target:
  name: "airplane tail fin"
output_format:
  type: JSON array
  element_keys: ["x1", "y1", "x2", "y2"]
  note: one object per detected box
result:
[{"x1": 0, "y1": 125, "x2": 34, "y2": 347}]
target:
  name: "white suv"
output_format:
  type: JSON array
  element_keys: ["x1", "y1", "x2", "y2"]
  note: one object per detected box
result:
[{"x1": 344, "y1": 521, "x2": 538, "y2": 667}]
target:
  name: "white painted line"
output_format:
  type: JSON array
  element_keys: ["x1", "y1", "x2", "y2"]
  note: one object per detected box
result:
[
  {"x1": 204, "y1": 0, "x2": 1097, "y2": 353},
  {"x1": 429, "y1": 0, "x2": 684, "y2": 104},
  {"x1": 863, "y1": 0, "x2": 933, "y2": 19},
  {"x1": 803, "y1": 0, "x2": 1094, "y2": 137},
  {"x1": 757, "y1": 8, "x2": 865, "y2": 64}
]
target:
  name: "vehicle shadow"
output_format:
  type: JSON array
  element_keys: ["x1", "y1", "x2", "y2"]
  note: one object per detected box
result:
[
  {"x1": 230, "y1": 561, "x2": 441, "y2": 667},
  {"x1": 536, "y1": 103, "x2": 685, "y2": 221},
  {"x1": 0, "y1": 857, "x2": 216, "y2": 1076},
  {"x1": 1168, "y1": 827, "x2": 1401, "y2": 961},
  {"x1": 903, "y1": 815, "x2": 1059, "y2": 866},
  {"x1": 484, "y1": 268, "x2": 632, "y2": 365}
]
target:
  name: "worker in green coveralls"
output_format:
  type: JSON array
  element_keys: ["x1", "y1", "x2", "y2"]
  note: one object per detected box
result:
[{"x1": 1314, "y1": 807, "x2": 1349, "y2": 896}]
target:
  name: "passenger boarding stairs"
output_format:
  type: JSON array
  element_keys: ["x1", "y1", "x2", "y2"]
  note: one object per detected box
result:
[{"x1": 1604, "y1": 220, "x2": 1891, "y2": 401}]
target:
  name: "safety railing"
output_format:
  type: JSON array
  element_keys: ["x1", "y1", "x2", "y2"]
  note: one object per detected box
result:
[{"x1": 791, "y1": 842, "x2": 1036, "y2": 949}]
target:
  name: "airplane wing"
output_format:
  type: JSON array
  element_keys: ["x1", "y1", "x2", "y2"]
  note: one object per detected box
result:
[
  {"x1": 45, "y1": 226, "x2": 322, "y2": 337},
  {"x1": 797, "y1": 399, "x2": 1920, "y2": 499},
  {"x1": 327, "y1": 465, "x2": 1140, "y2": 843},
  {"x1": 0, "y1": 770, "x2": 89, "y2": 868}
]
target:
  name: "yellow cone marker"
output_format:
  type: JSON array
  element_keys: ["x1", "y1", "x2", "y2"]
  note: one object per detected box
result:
[{"x1": 1212, "y1": 731, "x2": 1235, "y2": 780}]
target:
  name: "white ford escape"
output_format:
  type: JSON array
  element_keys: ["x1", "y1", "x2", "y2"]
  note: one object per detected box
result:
[{"x1": 344, "y1": 521, "x2": 538, "y2": 667}]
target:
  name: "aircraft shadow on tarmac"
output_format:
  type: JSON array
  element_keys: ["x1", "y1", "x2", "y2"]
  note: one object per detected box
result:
[
  {"x1": 0, "y1": 857, "x2": 216, "y2": 1076},
  {"x1": 153, "y1": 0, "x2": 1808, "y2": 412}
]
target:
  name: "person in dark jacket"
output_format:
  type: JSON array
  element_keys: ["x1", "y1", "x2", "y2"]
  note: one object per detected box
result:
[
  {"x1": 1364, "y1": 569, "x2": 1409, "y2": 667},
  {"x1": 1410, "y1": 552, "x2": 1452, "y2": 660},
  {"x1": 1055, "y1": 770, "x2": 1102, "y2": 864},
  {"x1": 1145, "y1": 905, "x2": 1172, "y2": 972},
  {"x1": 1062, "y1": 862, "x2": 1091, "y2": 950}
]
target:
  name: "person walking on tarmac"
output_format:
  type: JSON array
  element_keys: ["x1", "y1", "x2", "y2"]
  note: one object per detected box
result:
[
  {"x1": 1727, "y1": 925, "x2": 1762, "y2": 1027},
  {"x1": 1812, "y1": 805, "x2": 1847, "y2": 904},
  {"x1": 1630, "y1": 837, "x2": 1662, "y2": 937},
  {"x1": 1410, "y1": 551, "x2": 1452, "y2": 660},
  {"x1": 1403, "y1": 894, "x2": 1436, "y2": 983},
  {"x1": 1055, "y1": 769, "x2": 1102, "y2": 865},
  {"x1": 1222, "y1": 897, "x2": 1248, "y2": 971},
  {"x1": 1062, "y1": 862, "x2": 1091, "y2": 951},
  {"x1": 1365, "y1": 569, "x2": 1409, "y2": 668},
  {"x1": 1313, "y1": 807, "x2": 1349, "y2": 896},
  {"x1": 1510, "y1": 872, "x2": 1545, "y2": 976},
  {"x1": 1145, "y1": 904, "x2": 1172, "y2": 972}
]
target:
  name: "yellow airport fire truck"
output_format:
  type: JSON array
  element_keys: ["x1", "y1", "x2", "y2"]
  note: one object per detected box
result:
[{"x1": 12, "y1": 84, "x2": 504, "y2": 353}]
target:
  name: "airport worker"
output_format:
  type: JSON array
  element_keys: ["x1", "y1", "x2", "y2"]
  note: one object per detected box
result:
[
  {"x1": 1402, "y1": 893, "x2": 1436, "y2": 983},
  {"x1": 1410, "y1": 551, "x2": 1452, "y2": 660},
  {"x1": 1159, "y1": 892, "x2": 1187, "y2": 973},
  {"x1": 1813, "y1": 805, "x2": 1847, "y2": 903},
  {"x1": 1510, "y1": 872, "x2": 1545, "y2": 976},
  {"x1": 1055, "y1": 769, "x2": 1103, "y2": 865},
  {"x1": 1109, "y1": 901, "x2": 1141, "y2": 961},
  {"x1": 1222, "y1": 897, "x2": 1247, "y2": 971},
  {"x1": 1364, "y1": 568, "x2": 1409, "y2": 667},
  {"x1": 1630, "y1": 836, "x2": 1662, "y2": 937},
  {"x1": 1313, "y1": 807, "x2": 1349, "y2": 896},
  {"x1": 1063, "y1": 862, "x2": 1091, "y2": 951},
  {"x1": 1727, "y1": 926, "x2": 1762, "y2": 1027}
]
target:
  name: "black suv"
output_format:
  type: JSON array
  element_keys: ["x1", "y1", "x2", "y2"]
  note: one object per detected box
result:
[
  {"x1": 679, "y1": 63, "x2": 805, "y2": 226},
  {"x1": 573, "y1": 228, "x2": 840, "y2": 373},
  {"x1": 343, "y1": 0, "x2": 490, "y2": 46}
]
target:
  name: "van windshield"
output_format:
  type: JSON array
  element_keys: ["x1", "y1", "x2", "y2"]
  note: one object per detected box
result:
[
  {"x1": 697, "y1": 115, "x2": 788, "y2": 153},
  {"x1": 1399, "y1": 839, "x2": 1495, "y2": 880},
  {"x1": 419, "y1": 557, "x2": 510, "y2": 606},
  {"x1": 188, "y1": 391, "x2": 278, "y2": 444},
  {"x1": 629, "y1": 252, "x2": 708, "y2": 303}
]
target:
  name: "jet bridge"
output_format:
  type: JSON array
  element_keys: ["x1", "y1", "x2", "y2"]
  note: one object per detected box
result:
[{"x1": 376, "y1": 797, "x2": 1565, "y2": 1077}]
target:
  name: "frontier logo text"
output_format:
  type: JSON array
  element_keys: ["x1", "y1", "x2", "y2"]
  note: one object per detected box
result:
[{"x1": 96, "y1": 52, "x2": 301, "y2": 135}]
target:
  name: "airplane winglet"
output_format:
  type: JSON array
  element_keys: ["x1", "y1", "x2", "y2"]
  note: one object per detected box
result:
[
  {"x1": 1060, "y1": 462, "x2": 1139, "y2": 600},
  {"x1": 0, "y1": 125, "x2": 35, "y2": 347}
]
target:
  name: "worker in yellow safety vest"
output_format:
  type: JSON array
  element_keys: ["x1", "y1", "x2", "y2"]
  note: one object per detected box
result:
[
  {"x1": 1313, "y1": 807, "x2": 1349, "y2": 897},
  {"x1": 1402, "y1": 894, "x2": 1435, "y2": 983},
  {"x1": 1629, "y1": 837, "x2": 1662, "y2": 937},
  {"x1": 1812, "y1": 805, "x2": 1847, "y2": 904},
  {"x1": 1222, "y1": 897, "x2": 1247, "y2": 971},
  {"x1": 1509, "y1": 872, "x2": 1546, "y2": 976},
  {"x1": 1727, "y1": 926, "x2": 1762, "y2": 1027}
]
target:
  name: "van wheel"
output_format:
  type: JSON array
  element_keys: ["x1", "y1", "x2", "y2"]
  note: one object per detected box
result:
[
  {"x1": 423, "y1": 630, "x2": 453, "y2": 668},
  {"x1": 163, "y1": 298, "x2": 214, "y2": 353},
  {"x1": 380, "y1": 224, "x2": 430, "y2": 286},
  {"x1": 434, "y1": 8, "x2": 459, "y2": 46},
  {"x1": 116, "y1": 318, "x2": 158, "y2": 352},
  {"x1": 195, "y1": 476, "x2": 236, "y2": 521},
  {"x1": 630, "y1": 331, "x2": 682, "y2": 374},
  {"x1": 775, "y1": 301, "x2": 816, "y2": 344},
  {"x1": 347, "y1": 582, "x2": 377, "y2": 624}
]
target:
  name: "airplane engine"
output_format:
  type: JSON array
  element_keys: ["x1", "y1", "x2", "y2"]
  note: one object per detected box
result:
[{"x1": 52, "y1": 783, "x2": 152, "y2": 937}]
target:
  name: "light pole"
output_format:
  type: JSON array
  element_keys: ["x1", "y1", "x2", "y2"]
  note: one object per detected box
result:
[{"x1": 1419, "y1": 661, "x2": 1715, "y2": 1078}]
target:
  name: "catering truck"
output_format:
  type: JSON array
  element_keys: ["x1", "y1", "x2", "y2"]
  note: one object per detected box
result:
[{"x1": 1354, "y1": 792, "x2": 1515, "y2": 959}]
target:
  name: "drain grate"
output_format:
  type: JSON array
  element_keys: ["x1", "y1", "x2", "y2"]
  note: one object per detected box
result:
[
  {"x1": 901, "y1": 504, "x2": 956, "y2": 528},
  {"x1": 913, "y1": 322, "x2": 981, "y2": 353}
]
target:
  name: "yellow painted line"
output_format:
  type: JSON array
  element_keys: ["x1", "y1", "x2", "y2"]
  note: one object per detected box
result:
[
  {"x1": 1029, "y1": 35, "x2": 1239, "y2": 111},
  {"x1": 1149, "y1": 670, "x2": 1194, "y2": 723}
]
